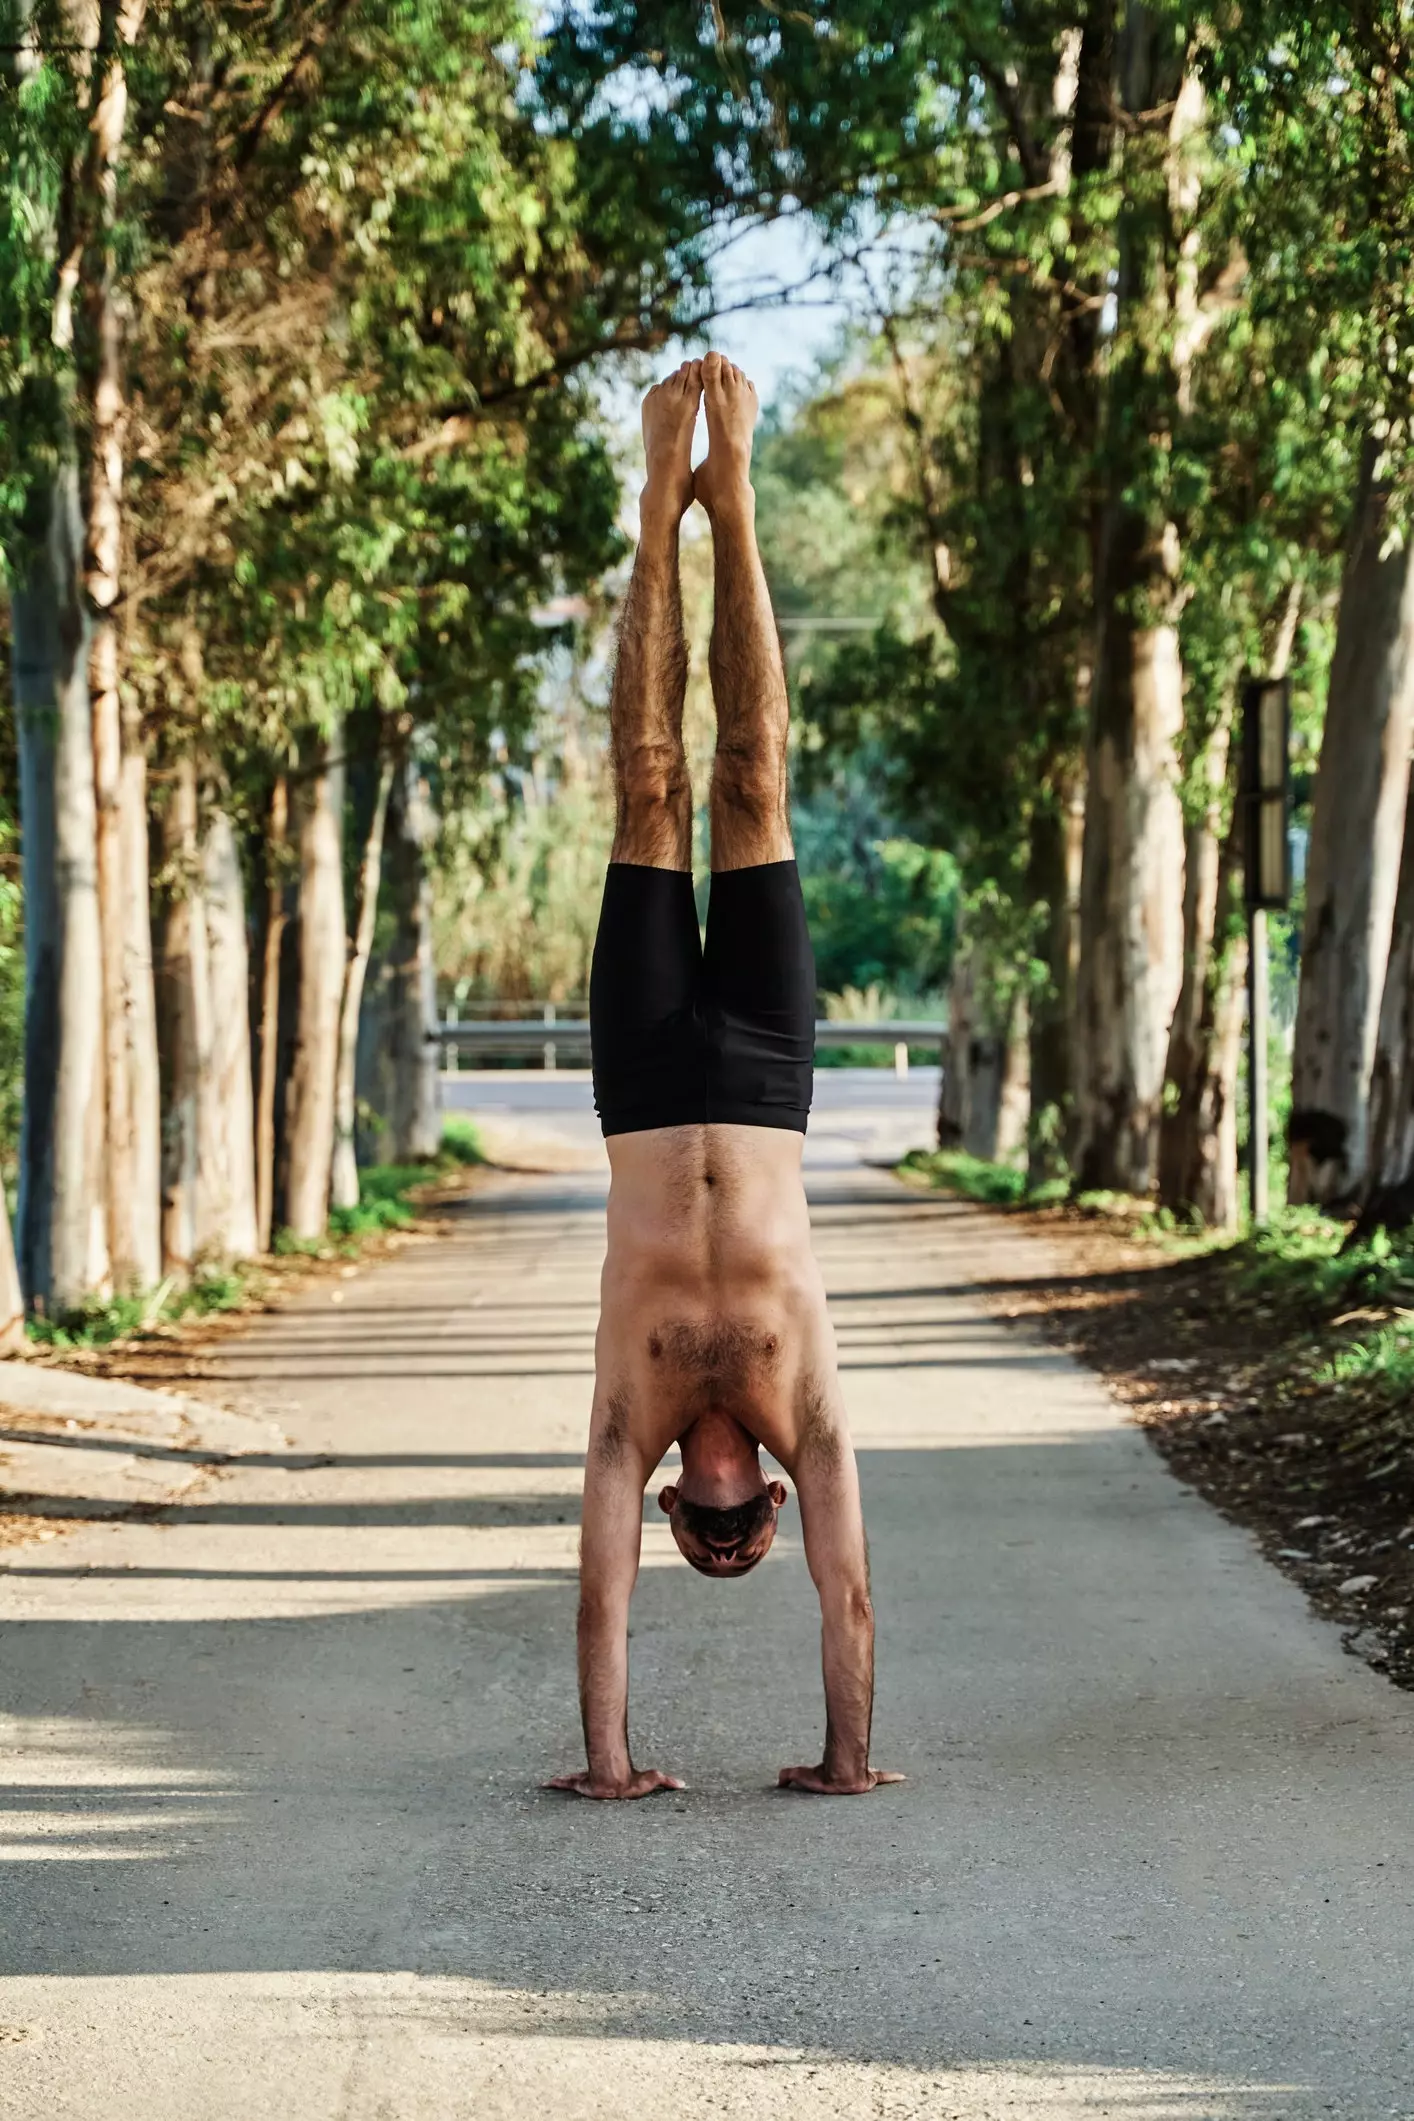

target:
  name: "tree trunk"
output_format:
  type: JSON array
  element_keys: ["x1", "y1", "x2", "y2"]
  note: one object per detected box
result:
[
  {"x1": 938, "y1": 927, "x2": 1029, "y2": 1164},
  {"x1": 382, "y1": 756, "x2": 440, "y2": 1163},
  {"x1": 1159, "y1": 588, "x2": 1301, "y2": 1226},
  {"x1": 331, "y1": 752, "x2": 395, "y2": 1211},
  {"x1": 1069, "y1": 16, "x2": 1191, "y2": 1197},
  {"x1": 1157, "y1": 793, "x2": 1247, "y2": 1229},
  {"x1": 1070, "y1": 556, "x2": 1186, "y2": 1194},
  {"x1": 1365, "y1": 793, "x2": 1414, "y2": 1194},
  {"x1": 938, "y1": 934, "x2": 974, "y2": 1150},
  {"x1": 284, "y1": 747, "x2": 347, "y2": 1238},
  {"x1": 84, "y1": 0, "x2": 157, "y2": 1293},
  {"x1": 1025, "y1": 768, "x2": 1085, "y2": 1187},
  {"x1": 0, "y1": 1190, "x2": 24, "y2": 1352},
  {"x1": 157, "y1": 752, "x2": 210, "y2": 1280},
  {"x1": 1289, "y1": 448, "x2": 1414, "y2": 1205},
  {"x1": 12, "y1": 469, "x2": 111, "y2": 1312},
  {"x1": 965, "y1": 988, "x2": 1030, "y2": 1165},
  {"x1": 254, "y1": 775, "x2": 289, "y2": 1253},
  {"x1": 198, "y1": 804, "x2": 258, "y2": 1261}
]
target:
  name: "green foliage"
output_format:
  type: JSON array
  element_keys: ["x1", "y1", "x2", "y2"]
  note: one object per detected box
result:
[
  {"x1": 26, "y1": 1265, "x2": 255, "y2": 1348},
  {"x1": 438, "y1": 1117, "x2": 485, "y2": 1165},
  {"x1": 899, "y1": 1148, "x2": 1028, "y2": 1204},
  {"x1": 796, "y1": 807, "x2": 958, "y2": 1003}
]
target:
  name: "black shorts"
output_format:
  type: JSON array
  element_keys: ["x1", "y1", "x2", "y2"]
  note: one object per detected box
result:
[{"x1": 589, "y1": 860, "x2": 816, "y2": 1137}]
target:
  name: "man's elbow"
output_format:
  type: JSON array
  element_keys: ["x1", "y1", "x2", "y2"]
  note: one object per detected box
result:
[
  {"x1": 577, "y1": 1584, "x2": 629, "y2": 1634},
  {"x1": 822, "y1": 1578, "x2": 874, "y2": 1628}
]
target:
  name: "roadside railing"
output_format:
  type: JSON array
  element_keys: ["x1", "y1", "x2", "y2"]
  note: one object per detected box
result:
[{"x1": 432, "y1": 1014, "x2": 947, "y2": 1076}]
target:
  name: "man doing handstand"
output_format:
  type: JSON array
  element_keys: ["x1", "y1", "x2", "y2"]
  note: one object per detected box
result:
[{"x1": 548, "y1": 353, "x2": 901, "y2": 1800}]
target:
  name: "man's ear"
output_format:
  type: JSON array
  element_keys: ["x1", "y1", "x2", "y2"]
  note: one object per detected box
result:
[
  {"x1": 658, "y1": 1484, "x2": 679, "y2": 1514},
  {"x1": 767, "y1": 1479, "x2": 788, "y2": 1508}
]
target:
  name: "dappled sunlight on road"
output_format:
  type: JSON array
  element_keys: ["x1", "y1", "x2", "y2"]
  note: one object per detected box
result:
[{"x1": 0, "y1": 1968, "x2": 1306, "y2": 2120}]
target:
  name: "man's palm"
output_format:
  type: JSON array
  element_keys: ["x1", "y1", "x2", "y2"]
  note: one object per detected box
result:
[
  {"x1": 545, "y1": 1768, "x2": 685, "y2": 1800},
  {"x1": 777, "y1": 1764, "x2": 905, "y2": 1796}
]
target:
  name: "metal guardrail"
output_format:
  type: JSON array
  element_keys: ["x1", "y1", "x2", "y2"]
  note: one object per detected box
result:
[{"x1": 431, "y1": 1017, "x2": 947, "y2": 1074}]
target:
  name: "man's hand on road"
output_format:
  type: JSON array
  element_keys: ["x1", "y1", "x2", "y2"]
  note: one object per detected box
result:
[
  {"x1": 776, "y1": 1763, "x2": 905, "y2": 1796},
  {"x1": 545, "y1": 1768, "x2": 686, "y2": 1800}
]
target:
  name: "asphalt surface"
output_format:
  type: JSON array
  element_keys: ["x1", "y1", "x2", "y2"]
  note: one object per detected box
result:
[{"x1": 2, "y1": 1074, "x2": 1413, "y2": 2119}]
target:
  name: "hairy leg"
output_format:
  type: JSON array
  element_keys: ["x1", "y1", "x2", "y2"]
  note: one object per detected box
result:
[
  {"x1": 694, "y1": 352, "x2": 791, "y2": 873},
  {"x1": 609, "y1": 361, "x2": 701, "y2": 870}
]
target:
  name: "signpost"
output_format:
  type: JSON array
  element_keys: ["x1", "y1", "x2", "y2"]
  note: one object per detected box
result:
[{"x1": 1240, "y1": 676, "x2": 1293, "y2": 1223}]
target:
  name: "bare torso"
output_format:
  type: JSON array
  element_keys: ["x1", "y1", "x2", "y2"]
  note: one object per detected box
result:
[{"x1": 597, "y1": 1123, "x2": 837, "y2": 1471}]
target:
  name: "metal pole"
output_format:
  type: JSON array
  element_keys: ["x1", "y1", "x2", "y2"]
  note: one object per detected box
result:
[
  {"x1": 543, "y1": 1001, "x2": 557, "y2": 1073},
  {"x1": 1248, "y1": 905, "x2": 1269, "y2": 1222}
]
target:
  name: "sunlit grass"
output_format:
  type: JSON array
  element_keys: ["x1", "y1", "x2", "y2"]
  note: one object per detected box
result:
[{"x1": 28, "y1": 1120, "x2": 484, "y2": 1346}]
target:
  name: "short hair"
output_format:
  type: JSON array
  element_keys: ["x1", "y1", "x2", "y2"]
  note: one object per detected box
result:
[{"x1": 673, "y1": 1492, "x2": 777, "y2": 1574}]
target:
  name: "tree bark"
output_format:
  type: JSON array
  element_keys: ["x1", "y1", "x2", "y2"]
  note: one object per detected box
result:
[
  {"x1": 1071, "y1": 565, "x2": 1186, "y2": 1193},
  {"x1": 382, "y1": 757, "x2": 440, "y2": 1163},
  {"x1": 1159, "y1": 588, "x2": 1301, "y2": 1226},
  {"x1": 1025, "y1": 767, "x2": 1085, "y2": 1187},
  {"x1": 198, "y1": 804, "x2": 259, "y2": 1261},
  {"x1": 0, "y1": 1189, "x2": 25, "y2": 1352},
  {"x1": 1289, "y1": 447, "x2": 1414, "y2": 1205},
  {"x1": 157, "y1": 752, "x2": 210, "y2": 1280},
  {"x1": 331, "y1": 751, "x2": 395, "y2": 1211},
  {"x1": 84, "y1": 0, "x2": 158, "y2": 1294},
  {"x1": 1069, "y1": 14, "x2": 1191, "y2": 1197},
  {"x1": 1365, "y1": 793, "x2": 1414, "y2": 1195},
  {"x1": 254, "y1": 775, "x2": 289, "y2": 1253},
  {"x1": 938, "y1": 925, "x2": 1030, "y2": 1164},
  {"x1": 283, "y1": 747, "x2": 347, "y2": 1238},
  {"x1": 12, "y1": 469, "x2": 111, "y2": 1312}
]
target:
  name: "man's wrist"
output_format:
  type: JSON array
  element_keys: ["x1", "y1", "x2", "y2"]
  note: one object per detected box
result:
[
  {"x1": 586, "y1": 1746, "x2": 633, "y2": 1787},
  {"x1": 822, "y1": 1743, "x2": 869, "y2": 1784}
]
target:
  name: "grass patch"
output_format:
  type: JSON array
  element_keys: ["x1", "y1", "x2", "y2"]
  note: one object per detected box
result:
[
  {"x1": 28, "y1": 1119, "x2": 486, "y2": 1347},
  {"x1": 27, "y1": 1265, "x2": 259, "y2": 1349},
  {"x1": 899, "y1": 1147, "x2": 1028, "y2": 1205}
]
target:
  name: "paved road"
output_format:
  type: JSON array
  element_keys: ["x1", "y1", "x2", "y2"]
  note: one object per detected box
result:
[{"x1": 2, "y1": 1089, "x2": 1413, "y2": 2118}]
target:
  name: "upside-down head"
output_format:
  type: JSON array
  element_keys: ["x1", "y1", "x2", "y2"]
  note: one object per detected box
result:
[{"x1": 658, "y1": 1479, "x2": 789, "y2": 1577}]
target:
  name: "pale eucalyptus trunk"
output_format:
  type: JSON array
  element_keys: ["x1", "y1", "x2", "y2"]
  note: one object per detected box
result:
[
  {"x1": 0, "y1": 1192, "x2": 24, "y2": 1351},
  {"x1": 938, "y1": 927, "x2": 1030, "y2": 1164},
  {"x1": 1025, "y1": 769, "x2": 1085, "y2": 1188},
  {"x1": 254, "y1": 775, "x2": 289, "y2": 1253},
  {"x1": 331, "y1": 753, "x2": 395, "y2": 1212},
  {"x1": 966, "y1": 988, "x2": 1030, "y2": 1165},
  {"x1": 13, "y1": 469, "x2": 110, "y2": 1312},
  {"x1": 198, "y1": 806, "x2": 258, "y2": 1261},
  {"x1": 1289, "y1": 448, "x2": 1414, "y2": 1205},
  {"x1": 158, "y1": 753, "x2": 210, "y2": 1280},
  {"x1": 1365, "y1": 794, "x2": 1414, "y2": 1194},
  {"x1": 85, "y1": 0, "x2": 157, "y2": 1293},
  {"x1": 1159, "y1": 590, "x2": 1301, "y2": 1226},
  {"x1": 1156, "y1": 715, "x2": 1233, "y2": 1222},
  {"x1": 383, "y1": 757, "x2": 440, "y2": 1162},
  {"x1": 1071, "y1": 580, "x2": 1186, "y2": 1193},
  {"x1": 284, "y1": 747, "x2": 347, "y2": 1238},
  {"x1": 1070, "y1": 16, "x2": 1193, "y2": 1196}
]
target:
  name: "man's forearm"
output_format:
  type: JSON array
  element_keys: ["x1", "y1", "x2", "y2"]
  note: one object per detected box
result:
[
  {"x1": 577, "y1": 1597, "x2": 632, "y2": 1782},
  {"x1": 819, "y1": 1589, "x2": 875, "y2": 1778}
]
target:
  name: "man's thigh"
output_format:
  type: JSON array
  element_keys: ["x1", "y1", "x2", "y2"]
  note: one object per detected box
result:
[
  {"x1": 700, "y1": 861, "x2": 816, "y2": 1129},
  {"x1": 589, "y1": 863, "x2": 707, "y2": 1136}
]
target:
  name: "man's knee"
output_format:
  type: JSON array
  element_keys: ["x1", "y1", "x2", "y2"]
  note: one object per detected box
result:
[
  {"x1": 711, "y1": 739, "x2": 787, "y2": 831},
  {"x1": 616, "y1": 737, "x2": 689, "y2": 819}
]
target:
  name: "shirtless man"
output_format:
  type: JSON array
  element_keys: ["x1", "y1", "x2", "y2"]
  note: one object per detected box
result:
[{"x1": 548, "y1": 352, "x2": 901, "y2": 1802}]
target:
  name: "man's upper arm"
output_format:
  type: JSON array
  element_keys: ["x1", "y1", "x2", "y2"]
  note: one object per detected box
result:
[{"x1": 580, "y1": 1395, "x2": 646, "y2": 1613}]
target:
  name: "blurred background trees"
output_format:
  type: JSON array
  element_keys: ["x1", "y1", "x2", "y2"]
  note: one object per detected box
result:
[{"x1": 2, "y1": 0, "x2": 1413, "y2": 1321}]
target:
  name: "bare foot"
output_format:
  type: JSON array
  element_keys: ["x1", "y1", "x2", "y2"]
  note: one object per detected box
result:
[
  {"x1": 639, "y1": 360, "x2": 702, "y2": 538},
  {"x1": 693, "y1": 350, "x2": 759, "y2": 523}
]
